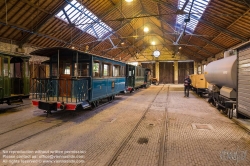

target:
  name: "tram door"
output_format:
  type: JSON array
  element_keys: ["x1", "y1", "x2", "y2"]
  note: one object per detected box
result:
[
  {"x1": 126, "y1": 65, "x2": 135, "y2": 87},
  {"x1": 59, "y1": 60, "x2": 72, "y2": 97},
  {"x1": 0, "y1": 56, "x2": 10, "y2": 98},
  {"x1": 10, "y1": 57, "x2": 24, "y2": 95}
]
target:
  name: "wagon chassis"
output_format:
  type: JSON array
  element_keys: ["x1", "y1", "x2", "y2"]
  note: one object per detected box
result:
[{"x1": 208, "y1": 93, "x2": 236, "y2": 119}]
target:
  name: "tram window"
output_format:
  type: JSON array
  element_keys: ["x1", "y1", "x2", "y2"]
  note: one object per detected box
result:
[
  {"x1": 82, "y1": 63, "x2": 89, "y2": 76},
  {"x1": 103, "y1": 63, "x2": 110, "y2": 77},
  {"x1": 10, "y1": 64, "x2": 14, "y2": 77},
  {"x1": 51, "y1": 63, "x2": 58, "y2": 77},
  {"x1": 74, "y1": 63, "x2": 89, "y2": 76},
  {"x1": 15, "y1": 63, "x2": 21, "y2": 78},
  {"x1": 4, "y1": 63, "x2": 8, "y2": 76},
  {"x1": 63, "y1": 63, "x2": 70, "y2": 74},
  {"x1": 45, "y1": 65, "x2": 50, "y2": 78},
  {"x1": 138, "y1": 68, "x2": 140, "y2": 76},
  {"x1": 93, "y1": 62, "x2": 99, "y2": 77},
  {"x1": 129, "y1": 69, "x2": 134, "y2": 76},
  {"x1": 113, "y1": 65, "x2": 120, "y2": 77},
  {"x1": 25, "y1": 61, "x2": 29, "y2": 77},
  {"x1": 135, "y1": 68, "x2": 138, "y2": 76},
  {"x1": 120, "y1": 66, "x2": 125, "y2": 76}
]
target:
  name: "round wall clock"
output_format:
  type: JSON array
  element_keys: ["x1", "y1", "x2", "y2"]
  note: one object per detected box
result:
[{"x1": 153, "y1": 50, "x2": 160, "y2": 57}]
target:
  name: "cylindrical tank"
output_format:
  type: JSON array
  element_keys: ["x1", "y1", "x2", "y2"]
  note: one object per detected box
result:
[{"x1": 204, "y1": 55, "x2": 237, "y2": 89}]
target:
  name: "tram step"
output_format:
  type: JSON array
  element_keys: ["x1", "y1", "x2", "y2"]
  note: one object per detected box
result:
[
  {"x1": 38, "y1": 101, "x2": 57, "y2": 111},
  {"x1": 81, "y1": 101, "x2": 90, "y2": 109}
]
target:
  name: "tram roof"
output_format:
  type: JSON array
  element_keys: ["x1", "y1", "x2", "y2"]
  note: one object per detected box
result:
[{"x1": 30, "y1": 47, "x2": 125, "y2": 64}]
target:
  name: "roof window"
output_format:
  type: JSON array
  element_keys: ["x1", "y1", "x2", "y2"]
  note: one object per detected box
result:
[
  {"x1": 176, "y1": 0, "x2": 210, "y2": 33},
  {"x1": 56, "y1": 0, "x2": 113, "y2": 39}
]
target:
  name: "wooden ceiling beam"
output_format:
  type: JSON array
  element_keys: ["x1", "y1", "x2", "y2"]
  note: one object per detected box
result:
[
  {"x1": 20, "y1": 1, "x2": 69, "y2": 46},
  {"x1": 20, "y1": 0, "x2": 51, "y2": 14}
]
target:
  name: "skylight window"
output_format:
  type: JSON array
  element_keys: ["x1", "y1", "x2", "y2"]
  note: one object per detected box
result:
[
  {"x1": 56, "y1": 0, "x2": 113, "y2": 39},
  {"x1": 176, "y1": 0, "x2": 210, "y2": 32}
]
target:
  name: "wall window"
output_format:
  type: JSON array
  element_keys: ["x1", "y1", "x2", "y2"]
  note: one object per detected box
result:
[
  {"x1": 113, "y1": 65, "x2": 120, "y2": 76},
  {"x1": 93, "y1": 62, "x2": 99, "y2": 77},
  {"x1": 198, "y1": 66, "x2": 201, "y2": 74},
  {"x1": 103, "y1": 63, "x2": 110, "y2": 76}
]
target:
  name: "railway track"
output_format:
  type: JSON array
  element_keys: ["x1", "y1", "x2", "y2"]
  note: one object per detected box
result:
[
  {"x1": 0, "y1": 110, "x2": 71, "y2": 150},
  {"x1": 0, "y1": 119, "x2": 44, "y2": 135},
  {"x1": 0, "y1": 95, "x2": 126, "y2": 151},
  {"x1": 0, "y1": 121, "x2": 65, "y2": 150},
  {"x1": 159, "y1": 86, "x2": 169, "y2": 166},
  {"x1": 0, "y1": 102, "x2": 32, "y2": 112},
  {"x1": 105, "y1": 85, "x2": 169, "y2": 166}
]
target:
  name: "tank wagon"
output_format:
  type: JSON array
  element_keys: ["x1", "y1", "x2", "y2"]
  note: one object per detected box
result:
[
  {"x1": 204, "y1": 55, "x2": 237, "y2": 118},
  {"x1": 191, "y1": 44, "x2": 250, "y2": 120},
  {"x1": 0, "y1": 51, "x2": 30, "y2": 105},
  {"x1": 30, "y1": 47, "x2": 151, "y2": 115}
]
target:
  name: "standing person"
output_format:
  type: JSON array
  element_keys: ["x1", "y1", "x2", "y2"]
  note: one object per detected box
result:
[{"x1": 184, "y1": 75, "x2": 191, "y2": 97}]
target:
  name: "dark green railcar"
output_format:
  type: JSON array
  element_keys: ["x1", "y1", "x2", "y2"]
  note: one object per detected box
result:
[
  {"x1": 0, "y1": 52, "x2": 30, "y2": 105},
  {"x1": 125, "y1": 64, "x2": 148, "y2": 93}
]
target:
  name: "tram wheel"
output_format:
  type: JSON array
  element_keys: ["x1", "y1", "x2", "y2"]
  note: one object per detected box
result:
[
  {"x1": 224, "y1": 108, "x2": 229, "y2": 115},
  {"x1": 109, "y1": 96, "x2": 113, "y2": 102},
  {"x1": 228, "y1": 108, "x2": 233, "y2": 119},
  {"x1": 214, "y1": 102, "x2": 220, "y2": 110}
]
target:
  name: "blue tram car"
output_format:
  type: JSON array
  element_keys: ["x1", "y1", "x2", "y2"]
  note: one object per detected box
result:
[
  {"x1": 30, "y1": 47, "x2": 126, "y2": 114},
  {"x1": 0, "y1": 51, "x2": 30, "y2": 105}
]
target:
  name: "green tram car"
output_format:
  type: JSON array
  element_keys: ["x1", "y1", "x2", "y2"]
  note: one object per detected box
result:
[
  {"x1": 0, "y1": 52, "x2": 30, "y2": 105},
  {"x1": 125, "y1": 64, "x2": 151, "y2": 93}
]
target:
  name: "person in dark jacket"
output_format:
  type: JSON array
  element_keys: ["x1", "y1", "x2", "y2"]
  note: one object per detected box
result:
[{"x1": 184, "y1": 75, "x2": 192, "y2": 97}]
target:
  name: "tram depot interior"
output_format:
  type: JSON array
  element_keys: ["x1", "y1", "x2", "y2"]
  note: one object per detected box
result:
[
  {"x1": 1, "y1": 0, "x2": 250, "y2": 82},
  {"x1": 1, "y1": 0, "x2": 250, "y2": 165}
]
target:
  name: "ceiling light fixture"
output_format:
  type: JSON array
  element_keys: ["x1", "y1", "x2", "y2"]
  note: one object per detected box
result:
[
  {"x1": 144, "y1": 27, "x2": 149, "y2": 33},
  {"x1": 125, "y1": 0, "x2": 133, "y2": 2}
]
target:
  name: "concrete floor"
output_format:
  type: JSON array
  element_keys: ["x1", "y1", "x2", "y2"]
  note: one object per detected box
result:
[{"x1": 0, "y1": 85, "x2": 250, "y2": 166}]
